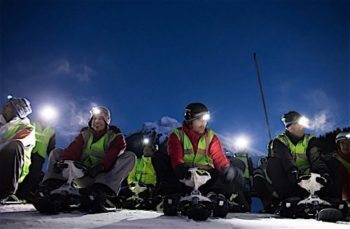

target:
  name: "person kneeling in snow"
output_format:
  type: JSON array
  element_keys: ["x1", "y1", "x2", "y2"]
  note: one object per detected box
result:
[
  {"x1": 34, "y1": 106, "x2": 136, "y2": 213},
  {"x1": 0, "y1": 96, "x2": 35, "y2": 203},
  {"x1": 155, "y1": 102, "x2": 245, "y2": 219}
]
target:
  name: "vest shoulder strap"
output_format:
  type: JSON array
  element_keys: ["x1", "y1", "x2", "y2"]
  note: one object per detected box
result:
[{"x1": 81, "y1": 129, "x2": 91, "y2": 147}]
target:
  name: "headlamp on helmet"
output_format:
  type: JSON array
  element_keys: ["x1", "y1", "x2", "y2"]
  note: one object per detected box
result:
[
  {"x1": 7, "y1": 96, "x2": 32, "y2": 119},
  {"x1": 184, "y1": 102, "x2": 210, "y2": 122},
  {"x1": 281, "y1": 111, "x2": 309, "y2": 128},
  {"x1": 89, "y1": 106, "x2": 111, "y2": 125},
  {"x1": 335, "y1": 132, "x2": 350, "y2": 144}
]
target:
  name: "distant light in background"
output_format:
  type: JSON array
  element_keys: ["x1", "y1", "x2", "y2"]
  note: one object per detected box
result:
[
  {"x1": 39, "y1": 105, "x2": 58, "y2": 122},
  {"x1": 7, "y1": 95, "x2": 13, "y2": 100},
  {"x1": 234, "y1": 135, "x2": 250, "y2": 151}
]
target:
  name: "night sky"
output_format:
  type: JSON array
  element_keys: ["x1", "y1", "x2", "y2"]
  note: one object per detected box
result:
[{"x1": 1, "y1": 0, "x2": 349, "y2": 154}]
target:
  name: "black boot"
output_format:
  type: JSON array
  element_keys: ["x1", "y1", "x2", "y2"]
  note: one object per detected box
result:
[
  {"x1": 87, "y1": 184, "x2": 117, "y2": 213},
  {"x1": 276, "y1": 196, "x2": 303, "y2": 218},
  {"x1": 32, "y1": 179, "x2": 65, "y2": 214},
  {"x1": 163, "y1": 193, "x2": 181, "y2": 216},
  {"x1": 207, "y1": 192, "x2": 229, "y2": 218}
]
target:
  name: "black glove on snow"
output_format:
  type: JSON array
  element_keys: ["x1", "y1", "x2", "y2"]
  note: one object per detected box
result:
[
  {"x1": 222, "y1": 166, "x2": 244, "y2": 188},
  {"x1": 86, "y1": 164, "x2": 104, "y2": 178}
]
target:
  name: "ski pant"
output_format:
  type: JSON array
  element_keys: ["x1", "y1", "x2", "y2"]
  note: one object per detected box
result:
[
  {"x1": 267, "y1": 156, "x2": 343, "y2": 201},
  {"x1": 0, "y1": 141, "x2": 25, "y2": 200},
  {"x1": 266, "y1": 157, "x2": 308, "y2": 200},
  {"x1": 253, "y1": 168, "x2": 280, "y2": 212},
  {"x1": 16, "y1": 153, "x2": 45, "y2": 201},
  {"x1": 42, "y1": 148, "x2": 136, "y2": 195},
  {"x1": 152, "y1": 151, "x2": 239, "y2": 197},
  {"x1": 321, "y1": 155, "x2": 342, "y2": 199}
]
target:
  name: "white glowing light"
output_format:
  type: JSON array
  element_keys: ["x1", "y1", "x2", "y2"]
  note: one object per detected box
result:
[
  {"x1": 346, "y1": 133, "x2": 350, "y2": 139},
  {"x1": 298, "y1": 116, "x2": 310, "y2": 128},
  {"x1": 235, "y1": 136, "x2": 250, "y2": 150},
  {"x1": 39, "y1": 105, "x2": 58, "y2": 121},
  {"x1": 7, "y1": 95, "x2": 13, "y2": 100},
  {"x1": 91, "y1": 107, "x2": 101, "y2": 115},
  {"x1": 143, "y1": 138, "x2": 150, "y2": 145},
  {"x1": 201, "y1": 113, "x2": 210, "y2": 121}
]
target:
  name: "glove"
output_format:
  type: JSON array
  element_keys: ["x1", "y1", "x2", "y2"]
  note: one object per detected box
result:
[
  {"x1": 297, "y1": 174, "x2": 310, "y2": 182},
  {"x1": 175, "y1": 164, "x2": 191, "y2": 180},
  {"x1": 288, "y1": 169, "x2": 299, "y2": 184},
  {"x1": 53, "y1": 160, "x2": 68, "y2": 173},
  {"x1": 86, "y1": 164, "x2": 104, "y2": 178},
  {"x1": 222, "y1": 166, "x2": 244, "y2": 188},
  {"x1": 316, "y1": 173, "x2": 332, "y2": 186}
]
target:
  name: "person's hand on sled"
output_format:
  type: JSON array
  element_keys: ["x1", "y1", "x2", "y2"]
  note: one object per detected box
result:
[
  {"x1": 222, "y1": 166, "x2": 244, "y2": 188},
  {"x1": 175, "y1": 163, "x2": 192, "y2": 180},
  {"x1": 316, "y1": 173, "x2": 332, "y2": 186}
]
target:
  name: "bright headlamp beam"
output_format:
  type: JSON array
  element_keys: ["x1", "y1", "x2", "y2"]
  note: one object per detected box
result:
[
  {"x1": 143, "y1": 138, "x2": 150, "y2": 145},
  {"x1": 201, "y1": 113, "x2": 210, "y2": 121},
  {"x1": 297, "y1": 116, "x2": 310, "y2": 128},
  {"x1": 91, "y1": 107, "x2": 101, "y2": 115}
]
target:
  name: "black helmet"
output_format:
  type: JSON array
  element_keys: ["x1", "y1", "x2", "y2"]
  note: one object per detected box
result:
[
  {"x1": 281, "y1": 111, "x2": 301, "y2": 128},
  {"x1": 184, "y1": 102, "x2": 210, "y2": 122}
]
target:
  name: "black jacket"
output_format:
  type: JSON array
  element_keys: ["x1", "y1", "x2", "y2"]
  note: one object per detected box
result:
[{"x1": 269, "y1": 130, "x2": 329, "y2": 176}]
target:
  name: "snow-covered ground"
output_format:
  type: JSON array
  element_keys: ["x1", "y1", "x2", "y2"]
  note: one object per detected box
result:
[{"x1": 1, "y1": 204, "x2": 349, "y2": 229}]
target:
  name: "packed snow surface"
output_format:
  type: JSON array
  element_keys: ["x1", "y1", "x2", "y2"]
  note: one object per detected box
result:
[{"x1": 0, "y1": 204, "x2": 349, "y2": 229}]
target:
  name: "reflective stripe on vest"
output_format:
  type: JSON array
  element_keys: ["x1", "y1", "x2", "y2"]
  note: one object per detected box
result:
[
  {"x1": 276, "y1": 133, "x2": 314, "y2": 175},
  {"x1": 173, "y1": 128, "x2": 215, "y2": 169},
  {"x1": 336, "y1": 154, "x2": 350, "y2": 174},
  {"x1": 81, "y1": 129, "x2": 120, "y2": 167},
  {"x1": 128, "y1": 156, "x2": 157, "y2": 186},
  {"x1": 32, "y1": 122, "x2": 55, "y2": 159}
]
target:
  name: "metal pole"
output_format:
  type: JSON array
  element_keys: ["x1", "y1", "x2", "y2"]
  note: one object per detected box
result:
[{"x1": 253, "y1": 53, "x2": 272, "y2": 141}]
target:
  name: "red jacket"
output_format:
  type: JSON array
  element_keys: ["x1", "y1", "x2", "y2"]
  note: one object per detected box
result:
[
  {"x1": 337, "y1": 150, "x2": 350, "y2": 200},
  {"x1": 60, "y1": 126, "x2": 126, "y2": 171},
  {"x1": 167, "y1": 122, "x2": 229, "y2": 173}
]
